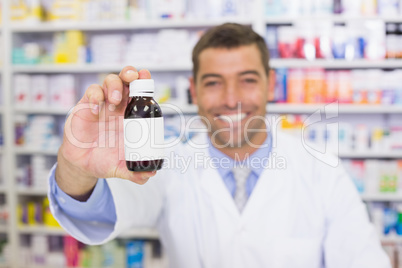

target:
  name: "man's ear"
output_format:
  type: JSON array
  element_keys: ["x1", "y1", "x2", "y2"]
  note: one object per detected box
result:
[{"x1": 189, "y1": 77, "x2": 198, "y2": 105}]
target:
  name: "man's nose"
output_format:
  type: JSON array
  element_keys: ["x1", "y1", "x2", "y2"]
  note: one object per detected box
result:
[{"x1": 223, "y1": 84, "x2": 242, "y2": 109}]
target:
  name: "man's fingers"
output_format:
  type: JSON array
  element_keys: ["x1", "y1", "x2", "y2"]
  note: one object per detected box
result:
[
  {"x1": 83, "y1": 84, "x2": 105, "y2": 115},
  {"x1": 119, "y1": 66, "x2": 139, "y2": 84},
  {"x1": 119, "y1": 66, "x2": 152, "y2": 84},
  {"x1": 86, "y1": 84, "x2": 105, "y2": 113},
  {"x1": 138, "y1": 69, "x2": 151, "y2": 79},
  {"x1": 115, "y1": 169, "x2": 157, "y2": 185},
  {"x1": 104, "y1": 74, "x2": 125, "y2": 106}
]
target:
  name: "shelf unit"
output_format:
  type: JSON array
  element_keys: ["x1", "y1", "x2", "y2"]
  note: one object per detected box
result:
[
  {"x1": 0, "y1": 225, "x2": 7, "y2": 234},
  {"x1": 10, "y1": 18, "x2": 253, "y2": 32},
  {"x1": 264, "y1": 15, "x2": 402, "y2": 24},
  {"x1": 339, "y1": 151, "x2": 402, "y2": 159},
  {"x1": 14, "y1": 107, "x2": 71, "y2": 115},
  {"x1": 11, "y1": 59, "x2": 402, "y2": 73},
  {"x1": 14, "y1": 104, "x2": 198, "y2": 115},
  {"x1": 361, "y1": 193, "x2": 402, "y2": 202},
  {"x1": 381, "y1": 235, "x2": 402, "y2": 244},
  {"x1": 16, "y1": 188, "x2": 47, "y2": 196},
  {"x1": 12, "y1": 64, "x2": 193, "y2": 73},
  {"x1": 14, "y1": 147, "x2": 58, "y2": 156},
  {"x1": 1, "y1": 0, "x2": 402, "y2": 267},
  {"x1": 18, "y1": 225, "x2": 159, "y2": 239},
  {"x1": 270, "y1": 59, "x2": 402, "y2": 69},
  {"x1": 267, "y1": 104, "x2": 402, "y2": 114}
]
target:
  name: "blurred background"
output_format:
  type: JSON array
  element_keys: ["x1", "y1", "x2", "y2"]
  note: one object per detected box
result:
[{"x1": 0, "y1": 0, "x2": 402, "y2": 267}]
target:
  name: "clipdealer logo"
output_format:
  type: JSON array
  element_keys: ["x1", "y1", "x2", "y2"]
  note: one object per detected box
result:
[
  {"x1": 301, "y1": 102, "x2": 339, "y2": 167},
  {"x1": 64, "y1": 101, "x2": 340, "y2": 168}
]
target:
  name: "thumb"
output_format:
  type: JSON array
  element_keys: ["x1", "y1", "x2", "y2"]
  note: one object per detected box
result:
[{"x1": 113, "y1": 166, "x2": 157, "y2": 185}]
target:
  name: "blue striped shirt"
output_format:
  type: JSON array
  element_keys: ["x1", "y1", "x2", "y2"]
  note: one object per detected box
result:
[{"x1": 207, "y1": 134, "x2": 272, "y2": 198}]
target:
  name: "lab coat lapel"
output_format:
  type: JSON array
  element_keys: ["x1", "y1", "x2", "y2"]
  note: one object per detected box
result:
[
  {"x1": 241, "y1": 165, "x2": 289, "y2": 219},
  {"x1": 190, "y1": 150, "x2": 239, "y2": 268},
  {"x1": 198, "y1": 155, "x2": 240, "y2": 220},
  {"x1": 188, "y1": 133, "x2": 240, "y2": 219},
  {"x1": 240, "y1": 148, "x2": 294, "y2": 237}
]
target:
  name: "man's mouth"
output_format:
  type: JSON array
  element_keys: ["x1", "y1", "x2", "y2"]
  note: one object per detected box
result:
[{"x1": 215, "y1": 112, "x2": 248, "y2": 123}]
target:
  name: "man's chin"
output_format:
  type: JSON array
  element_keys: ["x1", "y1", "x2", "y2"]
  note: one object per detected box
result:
[{"x1": 209, "y1": 134, "x2": 247, "y2": 149}]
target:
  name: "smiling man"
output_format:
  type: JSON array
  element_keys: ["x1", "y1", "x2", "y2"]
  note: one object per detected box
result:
[
  {"x1": 49, "y1": 23, "x2": 390, "y2": 267},
  {"x1": 192, "y1": 44, "x2": 269, "y2": 160}
]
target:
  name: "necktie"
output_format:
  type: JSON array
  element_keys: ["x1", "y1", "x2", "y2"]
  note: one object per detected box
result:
[{"x1": 232, "y1": 166, "x2": 252, "y2": 213}]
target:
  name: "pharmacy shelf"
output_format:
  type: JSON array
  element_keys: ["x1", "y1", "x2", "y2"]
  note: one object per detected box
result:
[
  {"x1": 0, "y1": 225, "x2": 7, "y2": 233},
  {"x1": 10, "y1": 15, "x2": 402, "y2": 32},
  {"x1": 10, "y1": 18, "x2": 252, "y2": 33},
  {"x1": 12, "y1": 59, "x2": 402, "y2": 72},
  {"x1": 118, "y1": 228, "x2": 159, "y2": 239},
  {"x1": 17, "y1": 188, "x2": 47, "y2": 196},
  {"x1": 18, "y1": 226, "x2": 67, "y2": 236},
  {"x1": 162, "y1": 104, "x2": 198, "y2": 115},
  {"x1": 18, "y1": 225, "x2": 159, "y2": 239},
  {"x1": 381, "y1": 235, "x2": 402, "y2": 244},
  {"x1": 360, "y1": 193, "x2": 402, "y2": 202},
  {"x1": 14, "y1": 147, "x2": 58, "y2": 156},
  {"x1": 339, "y1": 151, "x2": 402, "y2": 159},
  {"x1": 163, "y1": 103, "x2": 401, "y2": 115},
  {"x1": 30, "y1": 266, "x2": 90, "y2": 268},
  {"x1": 14, "y1": 104, "x2": 196, "y2": 116},
  {"x1": 270, "y1": 59, "x2": 402, "y2": 69},
  {"x1": 265, "y1": 15, "x2": 402, "y2": 24},
  {"x1": 154, "y1": 103, "x2": 402, "y2": 115},
  {"x1": 14, "y1": 106, "x2": 71, "y2": 115},
  {"x1": 12, "y1": 64, "x2": 192, "y2": 73},
  {"x1": 267, "y1": 103, "x2": 402, "y2": 114}
]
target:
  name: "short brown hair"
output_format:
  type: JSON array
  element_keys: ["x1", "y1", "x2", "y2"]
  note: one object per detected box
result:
[{"x1": 192, "y1": 23, "x2": 270, "y2": 82}]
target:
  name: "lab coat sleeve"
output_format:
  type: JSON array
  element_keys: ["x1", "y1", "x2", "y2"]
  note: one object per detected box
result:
[
  {"x1": 48, "y1": 162, "x2": 166, "y2": 245},
  {"x1": 48, "y1": 163, "x2": 117, "y2": 244},
  {"x1": 322, "y1": 162, "x2": 391, "y2": 268}
]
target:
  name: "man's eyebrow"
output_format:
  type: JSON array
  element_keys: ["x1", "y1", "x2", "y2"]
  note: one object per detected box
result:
[
  {"x1": 200, "y1": 73, "x2": 222, "y2": 81},
  {"x1": 239, "y1": 70, "x2": 261, "y2": 77}
]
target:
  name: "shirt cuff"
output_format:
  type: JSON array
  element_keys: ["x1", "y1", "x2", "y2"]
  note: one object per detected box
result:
[{"x1": 49, "y1": 163, "x2": 116, "y2": 224}]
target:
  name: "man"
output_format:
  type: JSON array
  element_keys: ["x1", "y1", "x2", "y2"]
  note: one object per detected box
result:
[{"x1": 49, "y1": 23, "x2": 390, "y2": 267}]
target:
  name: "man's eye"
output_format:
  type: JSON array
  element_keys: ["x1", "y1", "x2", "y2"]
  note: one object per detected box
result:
[
  {"x1": 205, "y1": 81, "x2": 219, "y2": 87},
  {"x1": 244, "y1": 79, "x2": 257, "y2": 84}
]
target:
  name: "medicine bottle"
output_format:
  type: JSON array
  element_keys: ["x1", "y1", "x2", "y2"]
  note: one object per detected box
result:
[{"x1": 124, "y1": 79, "x2": 164, "y2": 172}]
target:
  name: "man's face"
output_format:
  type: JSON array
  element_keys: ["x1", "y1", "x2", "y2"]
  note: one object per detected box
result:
[{"x1": 190, "y1": 44, "x2": 269, "y2": 148}]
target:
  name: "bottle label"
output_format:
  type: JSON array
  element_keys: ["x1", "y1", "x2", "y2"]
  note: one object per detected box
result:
[{"x1": 124, "y1": 117, "x2": 164, "y2": 161}]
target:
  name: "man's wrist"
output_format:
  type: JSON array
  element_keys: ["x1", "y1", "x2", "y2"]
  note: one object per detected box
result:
[{"x1": 55, "y1": 146, "x2": 98, "y2": 201}]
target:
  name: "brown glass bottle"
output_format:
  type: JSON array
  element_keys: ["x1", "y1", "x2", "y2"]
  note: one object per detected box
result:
[{"x1": 124, "y1": 79, "x2": 164, "y2": 172}]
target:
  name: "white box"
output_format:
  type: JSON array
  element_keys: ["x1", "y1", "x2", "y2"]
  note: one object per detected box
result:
[
  {"x1": 31, "y1": 75, "x2": 49, "y2": 108},
  {"x1": 14, "y1": 74, "x2": 31, "y2": 107}
]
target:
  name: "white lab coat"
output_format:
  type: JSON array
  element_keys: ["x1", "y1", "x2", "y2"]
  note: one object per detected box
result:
[{"x1": 50, "y1": 131, "x2": 390, "y2": 268}]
